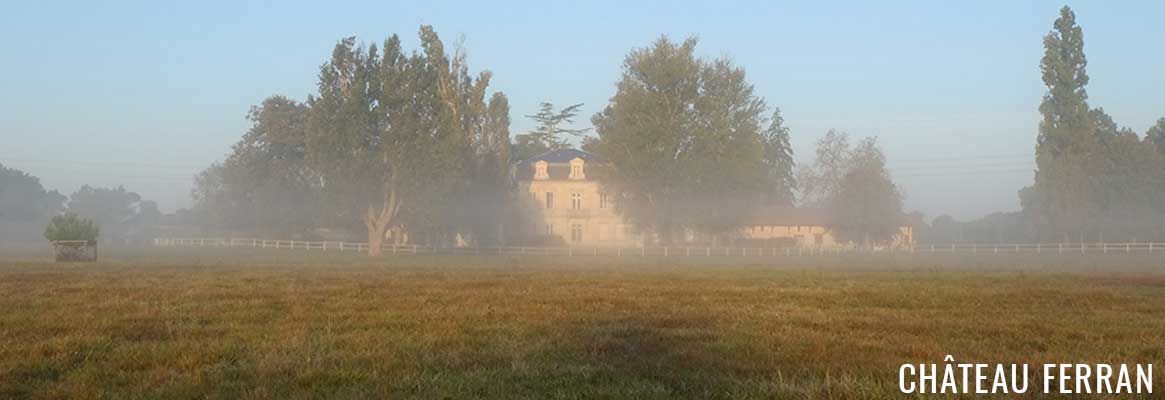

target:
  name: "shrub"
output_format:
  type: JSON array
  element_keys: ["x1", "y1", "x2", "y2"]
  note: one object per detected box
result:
[{"x1": 44, "y1": 213, "x2": 100, "y2": 242}]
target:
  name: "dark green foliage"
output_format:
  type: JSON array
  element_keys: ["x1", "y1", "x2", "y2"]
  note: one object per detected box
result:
[
  {"x1": 1022, "y1": 6, "x2": 1165, "y2": 241},
  {"x1": 512, "y1": 102, "x2": 588, "y2": 161},
  {"x1": 43, "y1": 213, "x2": 99, "y2": 242},
  {"x1": 590, "y1": 37, "x2": 793, "y2": 242}
]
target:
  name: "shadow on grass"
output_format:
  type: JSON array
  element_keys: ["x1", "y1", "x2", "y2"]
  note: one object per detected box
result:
[{"x1": 526, "y1": 312, "x2": 773, "y2": 399}]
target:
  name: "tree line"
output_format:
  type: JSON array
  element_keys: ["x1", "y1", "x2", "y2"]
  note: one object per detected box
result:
[
  {"x1": 0, "y1": 163, "x2": 161, "y2": 243},
  {"x1": 10, "y1": 7, "x2": 1138, "y2": 252},
  {"x1": 191, "y1": 28, "x2": 908, "y2": 252},
  {"x1": 929, "y1": 6, "x2": 1165, "y2": 243}
]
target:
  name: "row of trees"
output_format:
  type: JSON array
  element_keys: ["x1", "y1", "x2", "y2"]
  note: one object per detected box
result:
[
  {"x1": 1020, "y1": 7, "x2": 1165, "y2": 242},
  {"x1": 194, "y1": 30, "x2": 910, "y2": 253},
  {"x1": 0, "y1": 163, "x2": 160, "y2": 242},
  {"x1": 920, "y1": 7, "x2": 1165, "y2": 244}
]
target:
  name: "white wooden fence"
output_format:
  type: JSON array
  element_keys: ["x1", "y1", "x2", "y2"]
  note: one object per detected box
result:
[{"x1": 153, "y1": 238, "x2": 1165, "y2": 257}]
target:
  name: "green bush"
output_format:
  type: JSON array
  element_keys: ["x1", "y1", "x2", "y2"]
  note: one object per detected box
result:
[{"x1": 44, "y1": 213, "x2": 99, "y2": 242}]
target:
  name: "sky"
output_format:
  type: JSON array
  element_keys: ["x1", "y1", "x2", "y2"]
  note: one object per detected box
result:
[{"x1": 1, "y1": 1, "x2": 1162, "y2": 221}]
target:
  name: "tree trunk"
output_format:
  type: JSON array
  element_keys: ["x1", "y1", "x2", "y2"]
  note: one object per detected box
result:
[
  {"x1": 368, "y1": 225, "x2": 385, "y2": 257},
  {"x1": 363, "y1": 184, "x2": 402, "y2": 257}
]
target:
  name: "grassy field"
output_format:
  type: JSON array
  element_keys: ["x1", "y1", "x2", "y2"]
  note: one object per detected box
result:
[{"x1": 1, "y1": 248, "x2": 1163, "y2": 399}]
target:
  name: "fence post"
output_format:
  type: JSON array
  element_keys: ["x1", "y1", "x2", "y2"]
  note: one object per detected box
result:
[
  {"x1": 1126, "y1": 243, "x2": 1130, "y2": 253},
  {"x1": 1151, "y1": 242, "x2": 1154, "y2": 254},
  {"x1": 663, "y1": 247, "x2": 668, "y2": 257},
  {"x1": 569, "y1": 247, "x2": 573, "y2": 257}
]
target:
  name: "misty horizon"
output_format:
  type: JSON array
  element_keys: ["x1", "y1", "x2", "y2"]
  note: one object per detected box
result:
[{"x1": 3, "y1": 1, "x2": 1164, "y2": 221}]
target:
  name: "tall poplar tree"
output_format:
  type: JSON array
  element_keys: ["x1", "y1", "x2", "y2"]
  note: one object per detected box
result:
[{"x1": 1024, "y1": 6, "x2": 1102, "y2": 241}]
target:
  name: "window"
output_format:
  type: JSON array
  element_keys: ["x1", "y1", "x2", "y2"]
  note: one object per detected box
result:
[
  {"x1": 599, "y1": 193, "x2": 608, "y2": 209},
  {"x1": 545, "y1": 224, "x2": 554, "y2": 236},
  {"x1": 814, "y1": 233, "x2": 824, "y2": 245},
  {"x1": 598, "y1": 224, "x2": 608, "y2": 241},
  {"x1": 534, "y1": 160, "x2": 549, "y2": 180},
  {"x1": 545, "y1": 192, "x2": 554, "y2": 209},
  {"x1": 571, "y1": 223, "x2": 583, "y2": 243},
  {"x1": 571, "y1": 193, "x2": 581, "y2": 209},
  {"x1": 568, "y1": 158, "x2": 585, "y2": 180}
]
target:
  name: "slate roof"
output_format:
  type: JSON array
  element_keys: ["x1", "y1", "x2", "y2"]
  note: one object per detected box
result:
[
  {"x1": 514, "y1": 149, "x2": 607, "y2": 181},
  {"x1": 522, "y1": 148, "x2": 604, "y2": 164}
]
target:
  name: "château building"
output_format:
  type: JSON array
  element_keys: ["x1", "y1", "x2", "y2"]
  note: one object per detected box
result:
[{"x1": 514, "y1": 148, "x2": 913, "y2": 248}]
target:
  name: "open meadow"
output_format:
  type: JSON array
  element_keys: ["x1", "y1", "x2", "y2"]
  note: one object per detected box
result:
[{"x1": 1, "y1": 247, "x2": 1164, "y2": 399}]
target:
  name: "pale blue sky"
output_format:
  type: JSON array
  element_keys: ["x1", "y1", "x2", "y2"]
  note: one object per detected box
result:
[{"x1": 1, "y1": 1, "x2": 1162, "y2": 220}]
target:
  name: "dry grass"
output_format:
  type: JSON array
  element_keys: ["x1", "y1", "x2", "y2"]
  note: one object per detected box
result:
[{"x1": 1, "y1": 249, "x2": 1163, "y2": 399}]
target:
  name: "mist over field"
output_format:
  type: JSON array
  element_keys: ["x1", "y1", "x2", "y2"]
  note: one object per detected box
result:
[
  {"x1": 3, "y1": 4, "x2": 1165, "y2": 248},
  {"x1": 2, "y1": 3, "x2": 1165, "y2": 398}
]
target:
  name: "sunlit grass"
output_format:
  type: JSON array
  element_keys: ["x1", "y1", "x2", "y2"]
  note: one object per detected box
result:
[{"x1": 1, "y1": 252, "x2": 1163, "y2": 399}]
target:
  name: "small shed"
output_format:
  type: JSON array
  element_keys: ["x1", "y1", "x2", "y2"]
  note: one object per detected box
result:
[{"x1": 51, "y1": 240, "x2": 98, "y2": 262}]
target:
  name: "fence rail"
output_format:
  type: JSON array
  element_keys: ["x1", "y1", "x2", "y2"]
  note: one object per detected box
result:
[{"x1": 153, "y1": 238, "x2": 1165, "y2": 257}]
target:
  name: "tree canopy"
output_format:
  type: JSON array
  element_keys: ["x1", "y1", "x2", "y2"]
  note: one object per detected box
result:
[
  {"x1": 799, "y1": 132, "x2": 904, "y2": 245},
  {"x1": 192, "y1": 96, "x2": 321, "y2": 236},
  {"x1": 589, "y1": 37, "x2": 794, "y2": 242},
  {"x1": 0, "y1": 163, "x2": 65, "y2": 222},
  {"x1": 302, "y1": 28, "x2": 509, "y2": 254},
  {"x1": 511, "y1": 102, "x2": 588, "y2": 162},
  {"x1": 44, "y1": 212, "x2": 99, "y2": 242}
]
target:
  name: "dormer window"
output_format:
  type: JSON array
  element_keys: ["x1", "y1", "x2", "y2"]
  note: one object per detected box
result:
[
  {"x1": 568, "y1": 158, "x2": 585, "y2": 180},
  {"x1": 534, "y1": 160, "x2": 549, "y2": 180}
]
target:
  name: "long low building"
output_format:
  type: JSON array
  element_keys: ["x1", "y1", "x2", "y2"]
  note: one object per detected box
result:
[{"x1": 514, "y1": 148, "x2": 914, "y2": 248}]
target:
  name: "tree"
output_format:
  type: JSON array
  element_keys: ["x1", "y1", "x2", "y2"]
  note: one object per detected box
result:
[
  {"x1": 512, "y1": 102, "x2": 588, "y2": 161},
  {"x1": 305, "y1": 28, "x2": 503, "y2": 255},
  {"x1": 1148, "y1": 117, "x2": 1165, "y2": 155},
  {"x1": 761, "y1": 109, "x2": 796, "y2": 205},
  {"x1": 0, "y1": 163, "x2": 65, "y2": 222},
  {"x1": 67, "y1": 185, "x2": 142, "y2": 238},
  {"x1": 460, "y1": 92, "x2": 514, "y2": 245},
  {"x1": 191, "y1": 96, "x2": 321, "y2": 236},
  {"x1": 1024, "y1": 6, "x2": 1102, "y2": 241},
  {"x1": 823, "y1": 138, "x2": 904, "y2": 246},
  {"x1": 44, "y1": 212, "x2": 99, "y2": 242},
  {"x1": 1021, "y1": 6, "x2": 1165, "y2": 242},
  {"x1": 796, "y1": 130, "x2": 852, "y2": 207},
  {"x1": 590, "y1": 36, "x2": 790, "y2": 242},
  {"x1": 510, "y1": 134, "x2": 551, "y2": 164}
]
